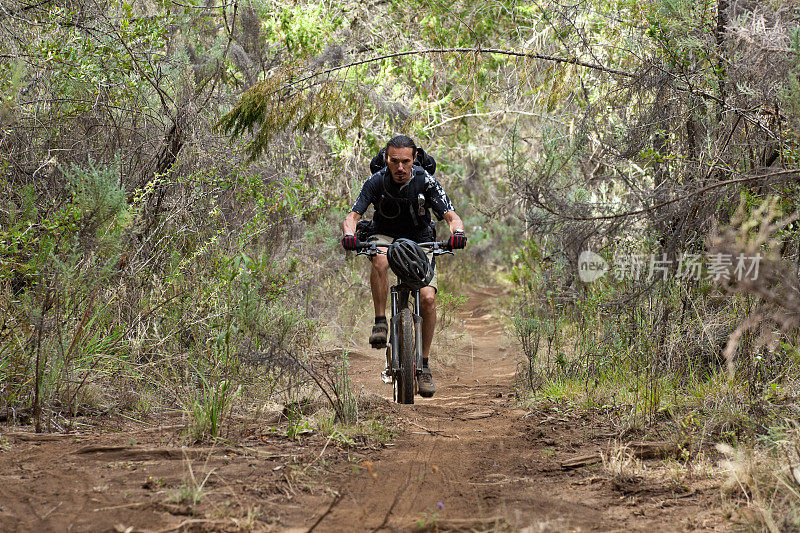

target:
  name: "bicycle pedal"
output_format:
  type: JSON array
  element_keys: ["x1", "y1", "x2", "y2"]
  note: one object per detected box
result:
[{"x1": 380, "y1": 369, "x2": 392, "y2": 384}]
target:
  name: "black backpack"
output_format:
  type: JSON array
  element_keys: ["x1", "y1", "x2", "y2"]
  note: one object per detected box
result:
[{"x1": 369, "y1": 146, "x2": 436, "y2": 175}]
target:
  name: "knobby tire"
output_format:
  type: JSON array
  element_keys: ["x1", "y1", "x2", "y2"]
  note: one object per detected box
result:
[{"x1": 396, "y1": 308, "x2": 415, "y2": 404}]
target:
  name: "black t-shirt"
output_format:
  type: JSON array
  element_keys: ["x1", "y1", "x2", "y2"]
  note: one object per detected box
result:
[{"x1": 351, "y1": 166, "x2": 454, "y2": 239}]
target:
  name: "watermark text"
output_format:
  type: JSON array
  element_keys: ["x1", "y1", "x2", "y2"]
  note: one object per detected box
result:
[{"x1": 578, "y1": 251, "x2": 761, "y2": 283}]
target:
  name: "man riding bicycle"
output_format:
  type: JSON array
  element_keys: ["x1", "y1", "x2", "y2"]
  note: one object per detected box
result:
[{"x1": 341, "y1": 135, "x2": 467, "y2": 397}]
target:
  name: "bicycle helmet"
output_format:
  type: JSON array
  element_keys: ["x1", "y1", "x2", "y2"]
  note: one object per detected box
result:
[{"x1": 387, "y1": 238, "x2": 434, "y2": 290}]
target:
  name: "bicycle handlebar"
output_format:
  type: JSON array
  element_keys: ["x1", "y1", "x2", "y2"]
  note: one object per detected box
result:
[{"x1": 355, "y1": 240, "x2": 455, "y2": 257}]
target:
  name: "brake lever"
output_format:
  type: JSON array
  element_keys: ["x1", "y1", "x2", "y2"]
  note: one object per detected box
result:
[
  {"x1": 355, "y1": 244, "x2": 376, "y2": 257},
  {"x1": 355, "y1": 243, "x2": 386, "y2": 257},
  {"x1": 431, "y1": 243, "x2": 454, "y2": 256}
]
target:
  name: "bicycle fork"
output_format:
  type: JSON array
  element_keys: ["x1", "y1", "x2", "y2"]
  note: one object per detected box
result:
[
  {"x1": 411, "y1": 293, "x2": 423, "y2": 374},
  {"x1": 387, "y1": 286, "x2": 424, "y2": 376},
  {"x1": 388, "y1": 287, "x2": 401, "y2": 373}
]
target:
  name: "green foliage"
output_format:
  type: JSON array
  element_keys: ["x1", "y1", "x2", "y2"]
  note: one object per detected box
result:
[
  {"x1": 0, "y1": 0, "x2": 358, "y2": 437},
  {"x1": 218, "y1": 70, "x2": 355, "y2": 158},
  {"x1": 514, "y1": 304, "x2": 543, "y2": 390},
  {"x1": 285, "y1": 403, "x2": 315, "y2": 440},
  {"x1": 514, "y1": 223, "x2": 797, "y2": 436},
  {"x1": 220, "y1": 0, "x2": 636, "y2": 158},
  {"x1": 316, "y1": 409, "x2": 394, "y2": 447},
  {"x1": 0, "y1": 159, "x2": 135, "y2": 420},
  {"x1": 0, "y1": 140, "x2": 323, "y2": 432},
  {"x1": 266, "y1": 3, "x2": 342, "y2": 57},
  {"x1": 22, "y1": 3, "x2": 172, "y2": 112},
  {"x1": 64, "y1": 159, "x2": 127, "y2": 228},
  {"x1": 781, "y1": 28, "x2": 800, "y2": 139},
  {"x1": 436, "y1": 290, "x2": 469, "y2": 331},
  {"x1": 330, "y1": 352, "x2": 357, "y2": 425},
  {"x1": 189, "y1": 372, "x2": 241, "y2": 442}
]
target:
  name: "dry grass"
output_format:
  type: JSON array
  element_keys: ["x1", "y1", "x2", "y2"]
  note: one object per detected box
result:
[
  {"x1": 601, "y1": 441, "x2": 647, "y2": 487},
  {"x1": 717, "y1": 425, "x2": 800, "y2": 531}
]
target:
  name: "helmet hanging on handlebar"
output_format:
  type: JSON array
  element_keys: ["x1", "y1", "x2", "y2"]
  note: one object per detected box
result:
[{"x1": 386, "y1": 238, "x2": 434, "y2": 290}]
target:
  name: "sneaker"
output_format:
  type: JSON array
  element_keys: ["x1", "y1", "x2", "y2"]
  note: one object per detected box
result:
[
  {"x1": 369, "y1": 322, "x2": 388, "y2": 348},
  {"x1": 417, "y1": 367, "x2": 436, "y2": 398},
  {"x1": 380, "y1": 367, "x2": 392, "y2": 384}
]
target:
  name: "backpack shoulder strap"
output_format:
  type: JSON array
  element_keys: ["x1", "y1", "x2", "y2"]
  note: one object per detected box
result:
[
  {"x1": 412, "y1": 166, "x2": 427, "y2": 196},
  {"x1": 416, "y1": 147, "x2": 436, "y2": 175},
  {"x1": 370, "y1": 148, "x2": 386, "y2": 175}
]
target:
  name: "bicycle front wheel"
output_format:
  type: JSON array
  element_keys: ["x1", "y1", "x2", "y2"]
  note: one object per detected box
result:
[{"x1": 395, "y1": 308, "x2": 416, "y2": 404}]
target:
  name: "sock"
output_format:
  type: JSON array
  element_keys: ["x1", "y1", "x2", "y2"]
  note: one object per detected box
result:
[
  {"x1": 375, "y1": 316, "x2": 387, "y2": 324},
  {"x1": 422, "y1": 358, "x2": 429, "y2": 368}
]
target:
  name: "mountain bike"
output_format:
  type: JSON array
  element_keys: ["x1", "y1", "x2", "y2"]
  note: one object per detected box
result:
[{"x1": 356, "y1": 240, "x2": 455, "y2": 404}]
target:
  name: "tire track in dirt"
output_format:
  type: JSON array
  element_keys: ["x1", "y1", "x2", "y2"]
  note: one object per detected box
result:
[{"x1": 292, "y1": 286, "x2": 726, "y2": 532}]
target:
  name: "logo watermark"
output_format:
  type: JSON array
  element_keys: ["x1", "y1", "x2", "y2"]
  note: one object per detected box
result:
[
  {"x1": 578, "y1": 250, "x2": 610, "y2": 282},
  {"x1": 579, "y1": 251, "x2": 762, "y2": 283}
]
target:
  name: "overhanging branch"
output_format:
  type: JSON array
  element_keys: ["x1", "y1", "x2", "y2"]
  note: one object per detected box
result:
[
  {"x1": 284, "y1": 47, "x2": 636, "y2": 95},
  {"x1": 532, "y1": 169, "x2": 800, "y2": 222}
]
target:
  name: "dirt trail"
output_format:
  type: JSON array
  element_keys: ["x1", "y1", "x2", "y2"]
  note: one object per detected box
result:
[
  {"x1": 290, "y1": 286, "x2": 726, "y2": 532},
  {"x1": 0, "y1": 287, "x2": 727, "y2": 532}
]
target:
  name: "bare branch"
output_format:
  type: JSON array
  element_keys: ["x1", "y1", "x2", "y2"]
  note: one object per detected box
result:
[{"x1": 532, "y1": 169, "x2": 800, "y2": 222}]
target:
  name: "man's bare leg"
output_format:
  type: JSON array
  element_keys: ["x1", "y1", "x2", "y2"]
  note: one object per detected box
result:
[
  {"x1": 417, "y1": 286, "x2": 437, "y2": 396},
  {"x1": 370, "y1": 254, "x2": 389, "y2": 317},
  {"x1": 368, "y1": 253, "x2": 391, "y2": 349},
  {"x1": 419, "y1": 286, "x2": 436, "y2": 361}
]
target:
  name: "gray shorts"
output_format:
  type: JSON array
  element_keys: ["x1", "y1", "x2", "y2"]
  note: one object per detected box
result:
[{"x1": 367, "y1": 234, "x2": 438, "y2": 291}]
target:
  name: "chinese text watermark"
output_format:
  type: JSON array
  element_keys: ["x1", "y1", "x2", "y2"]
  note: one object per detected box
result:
[{"x1": 578, "y1": 251, "x2": 761, "y2": 283}]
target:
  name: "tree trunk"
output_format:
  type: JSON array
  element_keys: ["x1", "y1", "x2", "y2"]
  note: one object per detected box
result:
[{"x1": 716, "y1": 0, "x2": 729, "y2": 119}]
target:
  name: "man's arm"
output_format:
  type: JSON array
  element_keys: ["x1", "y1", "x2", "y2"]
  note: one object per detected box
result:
[
  {"x1": 343, "y1": 211, "x2": 361, "y2": 236},
  {"x1": 442, "y1": 210, "x2": 464, "y2": 235},
  {"x1": 344, "y1": 175, "x2": 378, "y2": 236}
]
